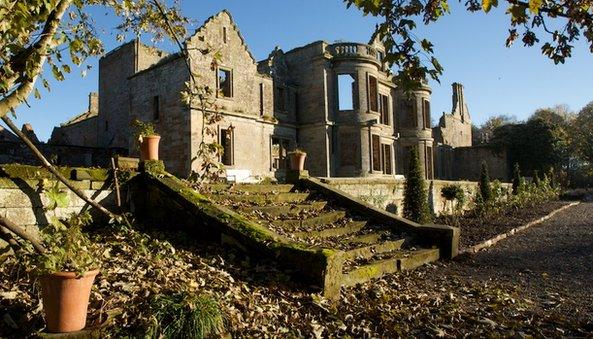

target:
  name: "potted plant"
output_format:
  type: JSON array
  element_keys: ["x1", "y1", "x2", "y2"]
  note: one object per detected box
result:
[
  {"x1": 36, "y1": 212, "x2": 100, "y2": 333},
  {"x1": 132, "y1": 119, "x2": 160, "y2": 161},
  {"x1": 288, "y1": 148, "x2": 307, "y2": 171}
]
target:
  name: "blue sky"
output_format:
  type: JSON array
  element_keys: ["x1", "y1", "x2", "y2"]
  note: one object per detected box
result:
[{"x1": 6, "y1": 0, "x2": 593, "y2": 141}]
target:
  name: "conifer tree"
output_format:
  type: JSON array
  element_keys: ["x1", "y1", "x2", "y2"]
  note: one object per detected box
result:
[
  {"x1": 479, "y1": 161, "x2": 492, "y2": 203},
  {"x1": 512, "y1": 163, "x2": 521, "y2": 195},
  {"x1": 403, "y1": 147, "x2": 431, "y2": 224}
]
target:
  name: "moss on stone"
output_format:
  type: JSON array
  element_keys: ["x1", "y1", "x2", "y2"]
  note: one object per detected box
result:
[{"x1": 140, "y1": 160, "x2": 165, "y2": 175}]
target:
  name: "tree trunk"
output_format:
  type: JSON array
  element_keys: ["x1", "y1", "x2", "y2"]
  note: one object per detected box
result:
[{"x1": 0, "y1": 216, "x2": 45, "y2": 254}]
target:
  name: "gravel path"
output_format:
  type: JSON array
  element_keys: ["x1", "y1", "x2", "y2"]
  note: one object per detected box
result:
[{"x1": 438, "y1": 202, "x2": 593, "y2": 324}]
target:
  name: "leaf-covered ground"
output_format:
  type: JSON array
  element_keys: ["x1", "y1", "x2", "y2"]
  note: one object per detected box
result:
[
  {"x1": 2, "y1": 203, "x2": 592, "y2": 337},
  {"x1": 437, "y1": 201, "x2": 569, "y2": 249}
]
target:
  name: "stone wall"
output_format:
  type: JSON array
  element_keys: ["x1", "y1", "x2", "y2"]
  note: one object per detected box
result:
[
  {"x1": 0, "y1": 141, "x2": 126, "y2": 168},
  {"x1": 0, "y1": 166, "x2": 116, "y2": 248},
  {"x1": 453, "y1": 145, "x2": 509, "y2": 181},
  {"x1": 321, "y1": 177, "x2": 493, "y2": 216}
]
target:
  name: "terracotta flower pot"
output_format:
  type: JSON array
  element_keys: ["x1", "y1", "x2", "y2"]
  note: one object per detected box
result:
[
  {"x1": 140, "y1": 135, "x2": 161, "y2": 161},
  {"x1": 40, "y1": 269, "x2": 99, "y2": 333},
  {"x1": 289, "y1": 152, "x2": 307, "y2": 171}
]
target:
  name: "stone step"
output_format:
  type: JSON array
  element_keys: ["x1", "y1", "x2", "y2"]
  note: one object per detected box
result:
[
  {"x1": 348, "y1": 232, "x2": 383, "y2": 245},
  {"x1": 294, "y1": 221, "x2": 367, "y2": 238},
  {"x1": 343, "y1": 238, "x2": 408, "y2": 260},
  {"x1": 270, "y1": 211, "x2": 347, "y2": 229},
  {"x1": 208, "y1": 192, "x2": 309, "y2": 205},
  {"x1": 206, "y1": 183, "x2": 294, "y2": 194},
  {"x1": 343, "y1": 248, "x2": 440, "y2": 287},
  {"x1": 242, "y1": 201, "x2": 327, "y2": 217}
]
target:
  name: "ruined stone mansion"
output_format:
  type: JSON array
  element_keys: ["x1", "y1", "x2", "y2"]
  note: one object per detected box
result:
[{"x1": 48, "y1": 10, "x2": 508, "y2": 181}]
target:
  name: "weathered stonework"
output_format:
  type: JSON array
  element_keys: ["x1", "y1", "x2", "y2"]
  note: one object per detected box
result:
[{"x1": 50, "y1": 10, "x2": 437, "y2": 180}]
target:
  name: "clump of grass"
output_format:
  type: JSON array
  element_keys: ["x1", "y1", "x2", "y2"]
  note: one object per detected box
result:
[{"x1": 146, "y1": 291, "x2": 225, "y2": 339}]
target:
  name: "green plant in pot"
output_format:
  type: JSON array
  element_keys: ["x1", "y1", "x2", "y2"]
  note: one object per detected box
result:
[
  {"x1": 132, "y1": 119, "x2": 160, "y2": 161},
  {"x1": 36, "y1": 211, "x2": 100, "y2": 333},
  {"x1": 288, "y1": 148, "x2": 307, "y2": 171}
]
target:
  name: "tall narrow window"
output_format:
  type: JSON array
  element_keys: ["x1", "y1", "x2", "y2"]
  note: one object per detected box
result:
[
  {"x1": 276, "y1": 87, "x2": 286, "y2": 112},
  {"x1": 223, "y1": 27, "x2": 228, "y2": 43},
  {"x1": 104, "y1": 121, "x2": 108, "y2": 132},
  {"x1": 382, "y1": 144, "x2": 392, "y2": 174},
  {"x1": 402, "y1": 99, "x2": 417, "y2": 128},
  {"x1": 259, "y1": 83, "x2": 265, "y2": 116},
  {"x1": 220, "y1": 128, "x2": 234, "y2": 166},
  {"x1": 379, "y1": 94, "x2": 390, "y2": 125},
  {"x1": 217, "y1": 68, "x2": 232, "y2": 98},
  {"x1": 271, "y1": 137, "x2": 289, "y2": 169},
  {"x1": 422, "y1": 99, "x2": 431, "y2": 129},
  {"x1": 152, "y1": 95, "x2": 160, "y2": 121},
  {"x1": 368, "y1": 75, "x2": 378, "y2": 112},
  {"x1": 372, "y1": 134, "x2": 381, "y2": 172},
  {"x1": 337, "y1": 74, "x2": 355, "y2": 111}
]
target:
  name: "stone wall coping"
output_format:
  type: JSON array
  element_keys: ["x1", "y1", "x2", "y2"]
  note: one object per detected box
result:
[{"x1": 319, "y1": 177, "x2": 511, "y2": 186}]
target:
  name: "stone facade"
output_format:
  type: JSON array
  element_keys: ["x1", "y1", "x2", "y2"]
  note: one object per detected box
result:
[
  {"x1": 50, "y1": 92, "x2": 99, "y2": 147},
  {"x1": 50, "y1": 10, "x2": 496, "y2": 181},
  {"x1": 433, "y1": 83, "x2": 472, "y2": 148}
]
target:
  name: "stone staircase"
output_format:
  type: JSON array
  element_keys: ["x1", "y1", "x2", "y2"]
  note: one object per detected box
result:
[{"x1": 205, "y1": 182, "x2": 441, "y2": 287}]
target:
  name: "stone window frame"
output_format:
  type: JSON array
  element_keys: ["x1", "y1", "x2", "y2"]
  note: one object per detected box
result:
[
  {"x1": 152, "y1": 95, "x2": 160, "y2": 121},
  {"x1": 337, "y1": 73, "x2": 357, "y2": 112},
  {"x1": 424, "y1": 143, "x2": 433, "y2": 179},
  {"x1": 219, "y1": 126, "x2": 234, "y2": 166},
  {"x1": 371, "y1": 134, "x2": 394, "y2": 175},
  {"x1": 382, "y1": 143, "x2": 393, "y2": 175},
  {"x1": 379, "y1": 93, "x2": 390, "y2": 126},
  {"x1": 270, "y1": 136, "x2": 291, "y2": 171},
  {"x1": 275, "y1": 85, "x2": 287, "y2": 113},
  {"x1": 216, "y1": 67, "x2": 233, "y2": 99},
  {"x1": 222, "y1": 26, "x2": 228, "y2": 44},
  {"x1": 422, "y1": 98, "x2": 431, "y2": 129},
  {"x1": 367, "y1": 73, "x2": 379, "y2": 113}
]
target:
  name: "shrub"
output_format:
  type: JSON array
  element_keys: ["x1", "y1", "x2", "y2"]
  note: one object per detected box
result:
[
  {"x1": 403, "y1": 147, "x2": 431, "y2": 223},
  {"x1": 441, "y1": 184, "x2": 466, "y2": 213},
  {"x1": 146, "y1": 291, "x2": 225, "y2": 339},
  {"x1": 512, "y1": 163, "x2": 521, "y2": 195},
  {"x1": 478, "y1": 161, "x2": 492, "y2": 203}
]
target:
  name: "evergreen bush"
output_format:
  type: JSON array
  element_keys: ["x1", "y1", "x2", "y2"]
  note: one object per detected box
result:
[
  {"x1": 478, "y1": 161, "x2": 492, "y2": 203},
  {"x1": 403, "y1": 147, "x2": 431, "y2": 223},
  {"x1": 512, "y1": 163, "x2": 521, "y2": 195}
]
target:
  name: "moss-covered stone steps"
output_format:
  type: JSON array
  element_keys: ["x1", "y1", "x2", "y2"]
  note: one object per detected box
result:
[
  {"x1": 342, "y1": 248, "x2": 440, "y2": 287},
  {"x1": 241, "y1": 201, "x2": 327, "y2": 217},
  {"x1": 208, "y1": 192, "x2": 309, "y2": 205},
  {"x1": 206, "y1": 183, "x2": 294, "y2": 194},
  {"x1": 294, "y1": 221, "x2": 367, "y2": 238},
  {"x1": 270, "y1": 211, "x2": 346, "y2": 229},
  {"x1": 347, "y1": 232, "x2": 384, "y2": 245},
  {"x1": 342, "y1": 238, "x2": 408, "y2": 260}
]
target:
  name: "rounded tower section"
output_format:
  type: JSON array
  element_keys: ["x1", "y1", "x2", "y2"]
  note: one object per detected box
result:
[{"x1": 396, "y1": 81, "x2": 434, "y2": 179}]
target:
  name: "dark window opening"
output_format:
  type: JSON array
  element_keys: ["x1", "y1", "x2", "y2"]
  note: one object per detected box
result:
[
  {"x1": 220, "y1": 128, "x2": 234, "y2": 166},
  {"x1": 104, "y1": 121, "x2": 108, "y2": 132},
  {"x1": 152, "y1": 95, "x2": 160, "y2": 121},
  {"x1": 372, "y1": 134, "x2": 381, "y2": 172},
  {"x1": 259, "y1": 83, "x2": 264, "y2": 116},
  {"x1": 368, "y1": 75, "x2": 378, "y2": 112},
  {"x1": 338, "y1": 74, "x2": 356, "y2": 111},
  {"x1": 422, "y1": 99, "x2": 431, "y2": 129},
  {"x1": 217, "y1": 68, "x2": 232, "y2": 98},
  {"x1": 271, "y1": 137, "x2": 290, "y2": 170},
  {"x1": 382, "y1": 144, "x2": 392, "y2": 174},
  {"x1": 223, "y1": 27, "x2": 228, "y2": 43},
  {"x1": 276, "y1": 87, "x2": 286, "y2": 112},
  {"x1": 379, "y1": 94, "x2": 390, "y2": 125}
]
